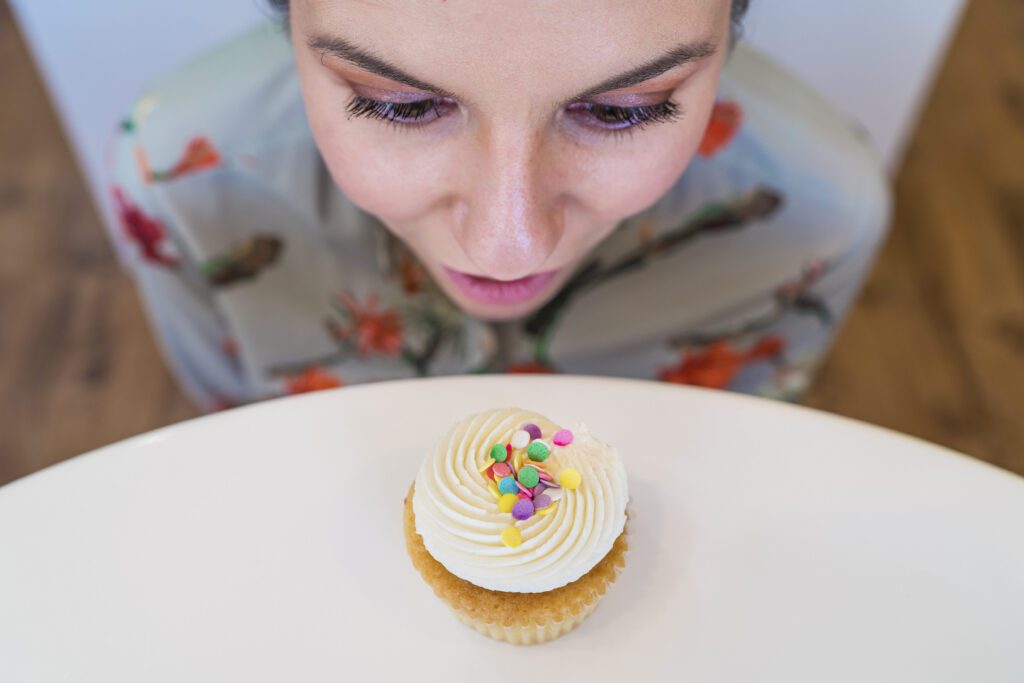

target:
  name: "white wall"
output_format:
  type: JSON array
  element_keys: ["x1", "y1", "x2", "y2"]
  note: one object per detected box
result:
[
  {"x1": 742, "y1": 0, "x2": 968, "y2": 170},
  {"x1": 10, "y1": 0, "x2": 968, "y2": 228}
]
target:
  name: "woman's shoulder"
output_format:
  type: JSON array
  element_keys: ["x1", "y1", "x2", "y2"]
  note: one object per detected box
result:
[
  {"x1": 120, "y1": 23, "x2": 307, "y2": 160},
  {"x1": 639, "y1": 42, "x2": 891, "y2": 257},
  {"x1": 698, "y1": 42, "x2": 888, "y2": 208}
]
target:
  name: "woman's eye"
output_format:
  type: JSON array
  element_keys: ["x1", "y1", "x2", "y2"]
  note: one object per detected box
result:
[
  {"x1": 345, "y1": 95, "x2": 455, "y2": 127},
  {"x1": 565, "y1": 99, "x2": 681, "y2": 133}
]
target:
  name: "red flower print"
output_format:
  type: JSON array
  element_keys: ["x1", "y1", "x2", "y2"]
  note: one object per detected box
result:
[
  {"x1": 169, "y1": 137, "x2": 221, "y2": 178},
  {"x1": 659, "y1": 342, "x2": 745, "y2": 388},
  {"x1": 698, "y1": 101, "x2": 742, "y2": 157},
  {"x1": 332, "y1": 293, "x2": 404, "y2": 356},
  {"x1": 285, "y1": 367, "x2": 344, "y2": 394},
  {"x1": 746, "y1": 335, "x2": 786, "y2": 362},
  {"x1": 139, "y1": 137, "x2": 222, "y2": 183},
  {"x1": 659, "y1": 335, "x2": 786, "y2": 389},
  {"x1": 111, "y1": 186, "x2": 178, "y2": 268},
  {"x1": 222, "y1": 337, "x2": 240, "y2": 358},
  {"x1": 398, "y1": 253, "x2": 425, "y2": 294},
  {"x1": 506, "y1": 361, "x2": 557, "y2": 374},
  {"x1": 134, "y1": 145, "x2": 154, "y2": 184}
]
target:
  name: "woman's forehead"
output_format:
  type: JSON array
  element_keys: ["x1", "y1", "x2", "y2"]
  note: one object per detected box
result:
[{"x1": 298, "y1": 0, "x2": 728, "y2": 101}]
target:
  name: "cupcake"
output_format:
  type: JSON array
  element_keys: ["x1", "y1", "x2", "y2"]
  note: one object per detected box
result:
[{"x1": 404, "y1": 407, "x2": 629, "y2": 644}]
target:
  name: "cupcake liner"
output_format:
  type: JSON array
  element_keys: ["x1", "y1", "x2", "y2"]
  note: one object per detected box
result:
[{"x1": 403, "y1": 483, "x2": 629, "y2": 645}]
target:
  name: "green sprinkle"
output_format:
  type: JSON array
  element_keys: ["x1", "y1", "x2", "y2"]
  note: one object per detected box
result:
[
  {"x1": 490, "y1": 443, "x2": 508, "y2": 462},
  {"x1": 527, "y1": 441, "x2": 550, "y2": 462},
  {"x1": 518, "y1": 467, "x2": 540, "y2": 488}
]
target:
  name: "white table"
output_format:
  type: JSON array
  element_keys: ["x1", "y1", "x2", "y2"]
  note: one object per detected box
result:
[{"x1": 1, "y1": 376, "x2": 1022, "y2": 682}]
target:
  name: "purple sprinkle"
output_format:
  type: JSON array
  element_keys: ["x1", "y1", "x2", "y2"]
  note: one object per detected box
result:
[
  {"x1": 533, "y1": 494, "x2": 552, "y2": 510},
  {"x1": 515, "y1": 481, "x2": 534, "y2": 497},
  {"x1": 512, "y1": 499, "x2": 535, "y2": 520},
  {"x1": 523, "y1": 423, "x2": 542, "y2": 441},
  {"x1": 534, "y1": 482, "x2": 547, "y2": 496}
]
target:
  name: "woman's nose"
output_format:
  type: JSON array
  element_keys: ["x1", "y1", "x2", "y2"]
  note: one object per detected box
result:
[{"x1": 454, "y1": 131, "x2": 564, "y2": 280}]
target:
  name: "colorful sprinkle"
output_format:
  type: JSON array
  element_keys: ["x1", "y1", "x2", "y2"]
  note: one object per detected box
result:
[
  {"x1": 533, "y1": 493, "x2": 552, "y2": 510},
  {"x1": 501, "y1": 526, "x2": 522, "y2": 548},
  {"x1": 492, "y1": 462, "x2": 512, "y2": 477},
  {"x1": 553, "y1": 429, "x2": 574, "y2": 446},
  {"x1": 515, "y1": 481, "x2": 535, "y2": 497},
  {"x1": 523, "y1": 423, "x2": 542, "y2": 441},
  {"x1": 490, "y1": 443, "x2": 508, "y2": 462},
  {"x1": 538, "y1": 501, "x2": 557, "y2": 517},
  {"x1": 498, "y1": 476, "x2": 519, "y2": 495},
  {"x1": 498, "y1": 493, "x2": 519, "y2": 513},
  {"x1": 559, "y1": 467, "x2": 582, "y2": 490},
  {"x1": 518, "y1": 467, "x2": 540, "y2": 488},
  {"x1": 534, "y1": 482, "x2": 548, "y2": 496},
  {"x1": 527, "y1": 441, "x2": 550, "y2": 462},
  {"x1": 512, "y1": 499, "x2": 535, "y2": 520},
  {"x1": 510, "y1": 430, "x2": 531, "y2": 449},
  {"x1": 487, "y1": 481, "x2": 500, "y2": 499}
]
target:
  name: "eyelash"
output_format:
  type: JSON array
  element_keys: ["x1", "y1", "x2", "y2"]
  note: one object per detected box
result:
[{"x1": 344, "y1": 94, "x2": 681, "y2": 135}]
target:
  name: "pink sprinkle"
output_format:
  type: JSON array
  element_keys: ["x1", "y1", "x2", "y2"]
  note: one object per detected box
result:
[
  {"x1": 515, "y1": 481, "x2": 535, "y2": 497},
  {"x1": 553, "y1": 429, "x2": 574, "y2": 446},
  {"x1": 517, "y1": 492, "x2": 531, "y2": 500},
  {"x1": 535, "y1": 469, "x2": 553, "y2": 481},
  {"x1": 492, "y1": 462, "x2": 512, "y2": 477}
]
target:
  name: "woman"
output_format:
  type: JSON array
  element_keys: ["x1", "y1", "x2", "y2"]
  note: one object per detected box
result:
[{"x1": 109, "y1": 0, "x2": 889, "y2": 410}]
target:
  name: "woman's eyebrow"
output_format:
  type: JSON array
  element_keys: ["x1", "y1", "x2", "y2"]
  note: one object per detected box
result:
[
  {"x1": 564, "y1": 40, "x2": 718, "y2": 104},
  {"x1": 307, "y1": 33, "x2": 716, "y2": 104},
  {"x1": 307, "y1": 34, "x2": 458, "y2": 99}
]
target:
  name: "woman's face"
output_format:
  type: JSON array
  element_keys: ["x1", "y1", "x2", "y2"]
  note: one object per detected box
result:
[{"x1": 292, "y1": 0, "x2": 731, "y2": 319}]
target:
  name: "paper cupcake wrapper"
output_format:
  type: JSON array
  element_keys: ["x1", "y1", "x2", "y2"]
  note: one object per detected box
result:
[{"x1": 404, "y1": 483, "x2": 629, "y2": 645}]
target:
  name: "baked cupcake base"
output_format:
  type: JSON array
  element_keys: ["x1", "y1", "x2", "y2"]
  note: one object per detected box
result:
[{"x1": 403, "y1": 483, "x2": 628, "y2": 645}]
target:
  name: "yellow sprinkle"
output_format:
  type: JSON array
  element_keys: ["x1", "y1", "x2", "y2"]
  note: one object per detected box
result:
[
  {"x1": 501, "y1": 526, "x2": 522, "y2": 548},
  {"x1": 513, "y1": 451, "x2": 524, "y2": 471},
  {"x1": 559, "y1": 468, "x2": 582, "y2": 490},
  {"x1": 498, "y1": 493, "x2": 519, "y2": 513},
  {"x1": 488, "y1": 482, "x2": 500, "y2": 500},
  {"x1": 479, "y1": 459, "x2": 494, "y2": 473}
]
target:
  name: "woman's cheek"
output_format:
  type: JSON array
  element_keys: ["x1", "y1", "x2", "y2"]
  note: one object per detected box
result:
[
  {"x1": 579, "y1": 129, "x2": 703, "y2": 221},
  {"x1": 310, "y1": 113, "x2": 446, "y2": 224}
]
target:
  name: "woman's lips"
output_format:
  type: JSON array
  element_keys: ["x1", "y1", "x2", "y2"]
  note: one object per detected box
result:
[{"x1": 443, "y1": 267, "x2": 559, "y2": 306}]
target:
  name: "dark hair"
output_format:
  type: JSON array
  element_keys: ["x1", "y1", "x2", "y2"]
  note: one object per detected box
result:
[{"x1": 269, "y1": 1, "x2": 752, "y2": 33}]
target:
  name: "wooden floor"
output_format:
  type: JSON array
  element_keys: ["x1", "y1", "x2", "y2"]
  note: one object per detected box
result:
[{"x1": 1, "y1": 0, "x2": 1021, "y2": 486}]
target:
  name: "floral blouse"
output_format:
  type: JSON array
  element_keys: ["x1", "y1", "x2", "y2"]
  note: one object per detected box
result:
[{"x1": 107, "y1": 23, "x2": 890, "y2": 411}]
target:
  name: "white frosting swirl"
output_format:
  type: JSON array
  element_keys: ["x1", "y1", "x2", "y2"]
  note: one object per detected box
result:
[{"x1": 412, "y1": 407, "x2": 628, "y2": 593}]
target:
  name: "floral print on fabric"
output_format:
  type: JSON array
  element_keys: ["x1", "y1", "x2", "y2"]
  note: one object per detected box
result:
[
  {"x1": 136, "y1": 137, "x2": 222, "y2": 184},
  {"x1": 111, "y1": 186, "x2": 179, "y2": 268},
  {"x1": 698, "y1": 101, "x2": 743, "y2": 157},
  {"x1": 521, "y1": 186, "x2": 784, "y2": 369},
  {"x1": 202, "y1": 235, "x2": 284, "y2": 287},
  {"x1": 327, "y1": 293, "x2": 404, "y2": 357},
  {"x1": 285, "y1": 367, "x2": 344, "y2": 394},
  {"x1": 659, "y1": 335, "x2": 786, "y2": 389}
]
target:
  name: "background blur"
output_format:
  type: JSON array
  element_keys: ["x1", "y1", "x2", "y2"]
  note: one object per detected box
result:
[{"x1": 1, "y1": 0, "x2": 1022, "y2": 485}]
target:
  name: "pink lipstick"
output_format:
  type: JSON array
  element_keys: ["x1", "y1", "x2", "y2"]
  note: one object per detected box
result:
[{"x1": 443, "y1": 267, "x2": 558, "y2": 306}]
